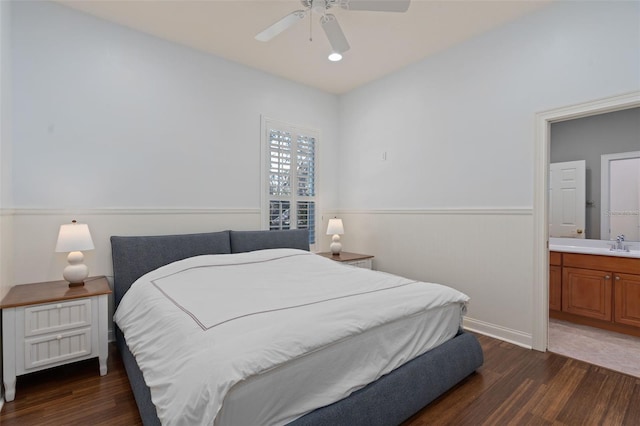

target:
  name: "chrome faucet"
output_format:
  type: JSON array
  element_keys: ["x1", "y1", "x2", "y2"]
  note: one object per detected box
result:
[{"x1": 612, "y1": 234, "x2": 628, "y2": 252}]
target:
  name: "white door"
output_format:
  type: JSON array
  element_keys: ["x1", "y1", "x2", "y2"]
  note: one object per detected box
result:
[
  {"x1": 601, "y1": 151, "x2": 640, "y2": 241},
  {"x1": 549, "y1": 160, "x2": 586, "y2": 238}
]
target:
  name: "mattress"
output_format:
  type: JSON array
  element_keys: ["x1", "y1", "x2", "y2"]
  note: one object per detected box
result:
[
  {"x1": 114, "y1": 249, "x2": 469, "y2": 426},
  {"x1": 217, "y1": 301, "x2": 461, "y2": 425}
]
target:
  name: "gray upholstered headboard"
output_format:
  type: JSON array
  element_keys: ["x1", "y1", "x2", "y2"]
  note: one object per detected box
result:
[
  {"x1": 110, "y1": 229, "x2": 309, "y2": 308},
  {"x1": 229, "y1": 229, "x2": 309, "y2": 253}
]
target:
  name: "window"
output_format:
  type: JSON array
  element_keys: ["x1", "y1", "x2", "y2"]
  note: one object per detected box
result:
[{"x1": 262, "y1": 118, "x2": 318, "y2": 247}]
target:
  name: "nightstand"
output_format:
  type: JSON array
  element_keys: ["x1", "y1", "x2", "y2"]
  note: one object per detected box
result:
[
  {"x1": 1, "y1": 276, "x2": 111, "y2": 402},
  {"x1": 317, "y1": 252, "x2": 374, "y2": 269}
]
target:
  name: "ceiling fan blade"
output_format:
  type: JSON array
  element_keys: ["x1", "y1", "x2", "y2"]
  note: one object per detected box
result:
[
  {"x1": 340, "y1": 0, "x2": 410, "y2": 13},
  {"x1": 320, "y1": 14, "x2": 350, "y2": 54},
  {"x1": 255, "y1": 10, "x2": 306, "y2": 42}
]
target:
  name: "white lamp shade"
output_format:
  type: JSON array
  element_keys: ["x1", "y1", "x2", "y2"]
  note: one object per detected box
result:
[
  {"x1": 55, "y1": 222, "x2": 95, "y2": 253},
  {"x1": 326, "y1": 218, "x2": 344, "y2": 235}
]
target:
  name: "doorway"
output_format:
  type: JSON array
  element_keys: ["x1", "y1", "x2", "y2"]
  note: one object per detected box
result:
[{"x1": 532, "y1": 91, "x2": 640, "y2": 352}]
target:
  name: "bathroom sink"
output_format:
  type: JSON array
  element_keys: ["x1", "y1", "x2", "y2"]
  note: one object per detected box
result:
[{"x1": 549, "y1": 238, "x2": 640, "y2": 258}]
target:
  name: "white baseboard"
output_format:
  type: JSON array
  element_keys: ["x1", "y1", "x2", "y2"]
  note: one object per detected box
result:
[{"x1": 463, "y1": 317, "x2": 533, "y2": 349}]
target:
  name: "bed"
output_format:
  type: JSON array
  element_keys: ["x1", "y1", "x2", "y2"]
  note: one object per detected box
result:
[{"x1": 111, "y1": 229, "x2": 483, "y2": 426}]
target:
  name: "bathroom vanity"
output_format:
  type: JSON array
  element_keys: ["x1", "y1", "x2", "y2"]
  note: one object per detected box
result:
[{"x1": 549, "y1": 238, "x2": 640, "y2": 337}]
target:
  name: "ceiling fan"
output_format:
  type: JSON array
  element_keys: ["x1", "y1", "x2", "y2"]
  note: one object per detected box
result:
[{"x1": 255, "y1": 0, "x2": 411, "y2": 61}]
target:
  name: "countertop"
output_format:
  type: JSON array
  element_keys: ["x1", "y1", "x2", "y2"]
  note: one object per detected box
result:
[{"x1": 549, "y1": 238, "x2": 640, "y2": 259}]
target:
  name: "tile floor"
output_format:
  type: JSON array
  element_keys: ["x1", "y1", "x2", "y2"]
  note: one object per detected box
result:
[{"x1": 548, "y1": 318, "x2": 640, "y2": 378}]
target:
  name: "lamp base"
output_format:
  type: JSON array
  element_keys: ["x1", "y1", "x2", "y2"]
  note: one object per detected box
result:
[
  {"x1": 63, "y1": 251, "x2": 89, "y2": 286},
  {"x1": 330, "y1": 235, "x2": 342, "y2": 255}
]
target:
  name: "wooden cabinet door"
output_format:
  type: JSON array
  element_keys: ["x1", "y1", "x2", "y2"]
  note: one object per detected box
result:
[
  {"x1": 562, "y1": 267, "x2": 612, "y2": 321},
  {"x1": 549, "y1": 265, "x2": 562, "y2": 312},
  {"x1": 614, "y1": 273, "x2": 640, "y2": 327}
]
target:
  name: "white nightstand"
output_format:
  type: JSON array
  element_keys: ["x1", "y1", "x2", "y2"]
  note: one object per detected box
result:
[
  {"x1": 1, "y1": 276, "x2": 111, "y2": 402},
  {"x1": 317, "y1": 252, "x2": 374, "y2": 269}
]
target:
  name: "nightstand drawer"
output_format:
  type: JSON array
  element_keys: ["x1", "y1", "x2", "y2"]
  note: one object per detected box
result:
[
  {"x1": 24, "y1": 327, "x2": 92, "y2": 370},
  {"x1": 345, "y1": 259, "x2": 373, "y2": 269},
  {"x1": 24, "y1": 299, "x2": 92, "y2": 337},
  {"x1": 317, "y1": 252, "x2": 375, "y2": 270}
]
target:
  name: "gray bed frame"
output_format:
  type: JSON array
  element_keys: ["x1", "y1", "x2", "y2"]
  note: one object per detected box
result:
[{"x1": 111, "y1": 229, "x2": 483, "y2": 426}]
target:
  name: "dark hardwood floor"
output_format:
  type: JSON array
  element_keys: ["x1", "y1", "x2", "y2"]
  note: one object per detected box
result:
[
  {"x1": 0, "y1": 344, "x2": 142, "y2": 425},
  {"x1": 404, "y1": 336, "x2": 640, "y2": 425},
  {"x1": 2, "y1": 334, "x2": 639, "y2": 425}
]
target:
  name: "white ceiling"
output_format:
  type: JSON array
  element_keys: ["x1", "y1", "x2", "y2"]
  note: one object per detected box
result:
[{"x1": 57, "y1": 0, "x2": 552, "y2": 94}]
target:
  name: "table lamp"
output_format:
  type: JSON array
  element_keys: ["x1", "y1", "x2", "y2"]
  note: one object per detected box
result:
[
  {"x1": 55, "y1": 220, "x2": 95, "y2": 286},
  {"x1": 326, "y1": 218, "x2": 344, "y2": 255}
]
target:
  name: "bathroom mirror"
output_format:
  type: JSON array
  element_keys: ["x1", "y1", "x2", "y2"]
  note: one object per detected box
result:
[
  {"x1": 550, "y1": 107, "x2": 640, "y2": 242},
  {"x1": 601, "y1": 152, "x2": 640, "y2": 241}
]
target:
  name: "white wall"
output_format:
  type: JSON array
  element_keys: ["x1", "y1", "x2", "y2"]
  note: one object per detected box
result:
[
  {"x1": 9, "y1": 1, "x2": 341, "y2": 285},
  {"x1": 0, "y1": 0, "x2": 13, "y2": 300},
  {"x1": 338, "y1": 1, "x2": 640, "y2": 347},
  {"x1": 0, "y1": 0, "x2": 12, "y2": 404}
]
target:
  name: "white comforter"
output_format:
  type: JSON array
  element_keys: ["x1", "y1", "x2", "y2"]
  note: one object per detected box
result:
[{"x1": 114, "y1": 249, "x2": 469, "y2": 426}]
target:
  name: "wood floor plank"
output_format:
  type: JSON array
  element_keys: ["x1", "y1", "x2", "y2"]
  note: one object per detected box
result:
[
  {"x1": 622, "y1": 380, "x2": 640, "y2": 425},
  {"x1": 556, "y1": 368, "x2": 616, "y2": 425},
  {"x1": 530, "y1": 359, "x2": 587, "y2": 422},
  {"x1": 2, "y1": 333, "x2": 638, "y2": 425},
  {"x1": 480, "y1": 378, "x2": 538, "y2": 425}
]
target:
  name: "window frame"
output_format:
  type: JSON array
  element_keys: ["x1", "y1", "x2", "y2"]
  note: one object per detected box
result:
[{"x1": 260, "y1": 116, "x2": 320, "y2": 250}]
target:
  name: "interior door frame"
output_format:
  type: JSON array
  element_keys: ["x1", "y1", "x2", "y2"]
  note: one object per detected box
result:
[{"x1": 532, "y1": 91, "x2": 640, "y2": 351}]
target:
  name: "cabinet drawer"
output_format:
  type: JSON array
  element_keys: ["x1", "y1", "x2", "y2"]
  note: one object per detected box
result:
[
  {"x1": 550, "y1": 251, "x2": 562, "y2": 266},
  {"x1": 563, "y1": 253, "x2": 640, "y2": 275},
  {"x1": 346, "y1": 259, "x2": 373, "y2": 269},
  {"x1": 24, "y1": 299, "x2": 92, "y2": 337},
  {"x1": 24, "y1": 327, "x2": 92, "y2": 370}
]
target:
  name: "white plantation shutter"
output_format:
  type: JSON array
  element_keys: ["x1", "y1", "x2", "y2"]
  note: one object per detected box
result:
[
  {"x1": 262, "y1": 118, "x2": 318, "y2": 246},
  {"x1": 269, "y1": 129, "x2": 292, "y2": 197},
  {"x1": 296, "y1": 135, "x2": 315, "y2": 197}
]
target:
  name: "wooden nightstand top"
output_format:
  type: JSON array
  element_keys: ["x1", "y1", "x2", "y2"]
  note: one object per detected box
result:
[
  {"x1": 0, "y1": 276, "x2": 111, "y2": 309},
  {"x1": 316, "y1": 252, "x2": 374, "y2": 262}
]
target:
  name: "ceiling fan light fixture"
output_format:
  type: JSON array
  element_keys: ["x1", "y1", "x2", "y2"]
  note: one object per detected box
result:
[{"x1": 257, "y1": 0, "x2": 410, "y2": 59}]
